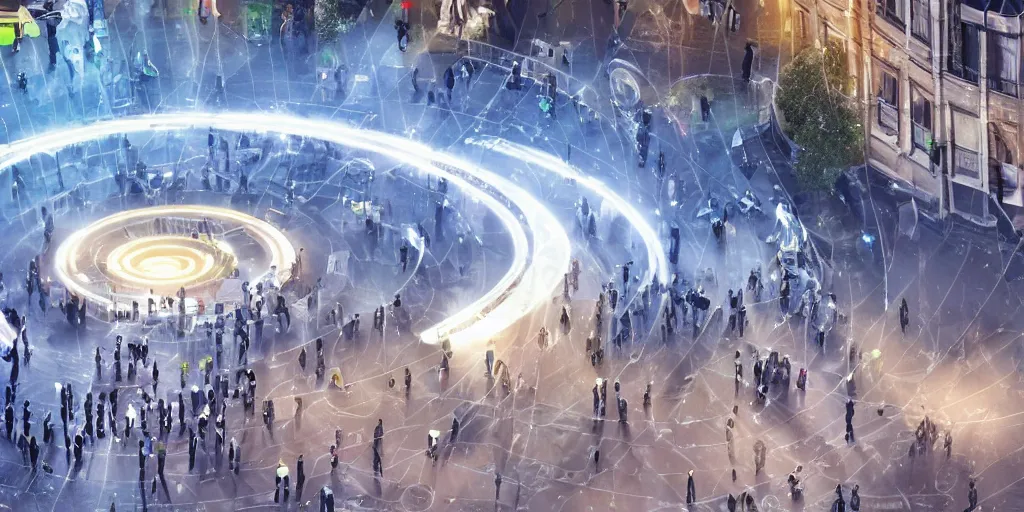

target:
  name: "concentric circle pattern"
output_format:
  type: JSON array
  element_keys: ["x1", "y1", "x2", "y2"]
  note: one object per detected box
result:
[
  {"x1": 55, "y1": 205, "x2": 296, "y2": 311},
  {"x1": 104, "y1": 236, "x2": 237, "y2": 290}
]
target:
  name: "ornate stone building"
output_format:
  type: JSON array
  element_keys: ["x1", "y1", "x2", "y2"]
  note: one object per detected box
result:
[{"x1": 788, "y1": 0, "x2": 1023, "y2": 227}]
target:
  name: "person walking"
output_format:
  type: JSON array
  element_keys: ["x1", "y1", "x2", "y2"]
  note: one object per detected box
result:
[
  {"x1": 834, "y1": 484, "x2": 846, "y2": 512},
  {"x1": 188, "y1": 428, "x2": 197, "y2": 472},
  {"x1": 899, "y1": 298, "x2": 909, "y2": 334},
  {"x1": 686, "y1": 470, "x2": 696, "y2": 504},
  {"x1": 965, "y1": 480, "x2": 978, "y2": 512},
  {"x1": 753, "y1": 439, "x2": 766, "y2": 475},
  {"x1": 5, "y1": 401, "x2": 14, "y2": 440},
  {"x1": 157, "y1": 441, "x2": 166, "y2": 480},
  {"x1": 373, "y1": 419, "x2": 384, "y2": 452},
  {"x1": 274, "y1": 460, "x2": 290, "y2": 503},
  {"x1": 741, "y1": 42, "x2": 755, "y2": 82},
  {"x1": 444, "y1": 67, "x2": 456, "y2": 104},
  {"x1": 845, "y1": 399, "x2": 856, "y2": 443},
  {"x1": 372, "y1": 446, "x2": 383, "y2": 477},
  {"x1": 296, "y1": 455, "x2": 306, "y2": 500}
]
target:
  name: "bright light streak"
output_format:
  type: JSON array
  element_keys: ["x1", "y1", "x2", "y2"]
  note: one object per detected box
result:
[
  {"x1": 2, "y1": 113, "x2": 569, "y2": 347},
  {"x1": 54, "y1": 205, "x2": 293, "y2": 309},
  {"x1": 467, "y1": 137, "x2": 670, "y2": 290}
]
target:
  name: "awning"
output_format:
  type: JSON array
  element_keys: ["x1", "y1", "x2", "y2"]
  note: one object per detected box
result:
[{"x1": 0, "y1": 7, "x2": 41, "y2": 46}]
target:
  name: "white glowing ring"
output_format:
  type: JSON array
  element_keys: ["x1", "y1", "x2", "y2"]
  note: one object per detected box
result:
[
  {"x1": 3, "y1": 113, "x2": 571, "y2": 347},
  {"x1": 469, "y1": 137, "x2": 671, "y2": 291},
  {"x1": 54, "y1": 205, "x2": 294, "y2": 308},
  {"x1": 104, "y1": 236, "x2": 237, "y2": 288}
]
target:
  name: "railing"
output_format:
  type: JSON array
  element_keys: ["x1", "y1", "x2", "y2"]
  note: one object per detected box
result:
[
  {"x1": 877, "y1": 98, "x2": 899, "y2": 133},
  {"x1": 954, "y1": 144, "x2": 981, "y2": 179},
  {"x1": 988, "y1": 76, "x2": 1019, "y2": 97},
  {"x1": 912, "y1": 122, "x2": 932, "y2": 151}
]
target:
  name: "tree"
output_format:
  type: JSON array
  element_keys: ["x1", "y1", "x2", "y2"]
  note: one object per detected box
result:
[
  {"x1": 775, "y1": 42, "x2": 863, "y2": 191},
  {"x1": 315, "y1": 0, "x2": 366, "y2": 43}
]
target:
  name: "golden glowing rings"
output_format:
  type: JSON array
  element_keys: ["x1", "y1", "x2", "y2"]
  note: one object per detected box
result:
[
  {"x1": 55, "y1": 205, "x2": 296, "y2": 310},
  {"x1": 104, "y1": 236, "x2": 237, "y2": 290}
]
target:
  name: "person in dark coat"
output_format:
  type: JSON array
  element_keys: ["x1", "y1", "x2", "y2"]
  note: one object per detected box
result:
[
  {"x1": 296, "y1": 455, "x2": 306, "y2": 500},
  {"x1": 741, "y1": 42, "x2": 754, "y2": 82},
  {"x1": 686, "y1": 469, "x2": 696, "y2": 503},
  {"x1": 444, "y1": 67, "x2": 456, "y2": 103},
  {"x1": 450, "y1": 415, "x2": 460, "y2": 443},
  {"x1": 373, "y1": 419, "x2": 384, "y2": 451},
  {"x1": 4, "y1": 401, "x2": 13, "y2": 440},
  {"x1": 97, "y1": 394, "x2": 106, "y2": 438},
  {"x1": 2, "y1": 343, "x2": 19, "y2": 384},
  {"x1": 899, "y1": 298, "x2": 910, "y2": 334},
  {"x1": 834, "y1": 484, "x2": 846, "y2": 512},
  {"x1": 188, "y1": 428, "x2": 197, "y2": 471},
  {"x1": 42, "y1": 411, "x2": 53, "y2": 443},
  {"x1": 21, "y1": 400, "x2": 30, "y2": 437},
  {"x1": 73, "y1": 432, "x2": 84, "y2": 463},
  {"x1": 29, "y1": 435, "x2": 38, "y2": 469},
  {"x1": 966, "y1": 480, "x2": 978, "y2": 511}
]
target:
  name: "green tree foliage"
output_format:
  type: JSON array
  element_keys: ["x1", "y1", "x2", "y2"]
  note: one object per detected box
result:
[
  {"x1": 776, "y1": 42, "x2": 863, "y2": 191},
  {"x1": 315, "y1": 0, "x2": 365, "y2": 42}
]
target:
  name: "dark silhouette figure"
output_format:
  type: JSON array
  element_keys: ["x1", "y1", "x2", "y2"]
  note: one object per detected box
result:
[
  {"x1": 899, "y1": 298, "x2": 910, "y2": 334},
  {"x1": 741, "y1": 43, "x2": 754, "y2": 82},
  {"x1": 686, "y1": 470, "x2": 696, "y2": 503}
]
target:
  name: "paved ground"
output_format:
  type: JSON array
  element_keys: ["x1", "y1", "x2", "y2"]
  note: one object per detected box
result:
[{"x1": 0, "y1": 2, "x2": 1021, "y2": 512}]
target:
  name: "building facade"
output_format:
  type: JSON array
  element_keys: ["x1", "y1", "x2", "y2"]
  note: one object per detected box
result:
[{"x1": 788, "y1": 0, "x2": 1024, "y2": 227}]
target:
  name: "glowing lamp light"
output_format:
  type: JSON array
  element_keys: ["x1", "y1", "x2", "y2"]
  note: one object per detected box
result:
[{"x1": 400, "y1": 1, "x2": 412, "y2": 8}]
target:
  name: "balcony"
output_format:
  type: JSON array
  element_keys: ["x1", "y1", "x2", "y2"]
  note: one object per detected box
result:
[
  {"x1": 988, "y1": 77, "x2": 1019, "y2": 97},
  {"x1": 877, "y1": 99, "x2": 899, "y2": 134},
  {"x1": 954, "y1": 144, "x2": 981, "y2": 179}
]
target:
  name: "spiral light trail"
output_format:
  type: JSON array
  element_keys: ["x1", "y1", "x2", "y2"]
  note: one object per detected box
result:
[{"x1": 4, "y1": 113, "x2": 571, "y2": 347}]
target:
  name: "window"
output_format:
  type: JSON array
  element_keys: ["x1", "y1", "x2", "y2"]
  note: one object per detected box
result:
[
  {"x1": 880, "y1": 71, "x2": 898, "y2": 104},
  {"x1": 988, "y1": 33, "x2": 1020, "y2": 97},
  {"x1": 953, "y1": 110, "x2": 981, "y2": 179},
  {"x1": 990, "y1": 131, "x2": 1019, "y2": 205},
  {"x1": 797, "y1": 10, "x2": 809, "y2": 45},
  {"x1": 911, "y1": 0, "x2": 930, "y2": 42},
  {"x1": 950, "y1": 22, "x2": 983, "y2": 82},
  {"x1": 877, "y1": 0, "x2": 905, "y2": 26},
  {"x1": 877, "y1": 70, "x2": 899, "y2": 133},
  {"x1": 911, "y1": 88, "x2": 932, "y2": 151}
]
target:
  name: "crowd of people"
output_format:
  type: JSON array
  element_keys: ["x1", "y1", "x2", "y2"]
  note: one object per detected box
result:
[{"x1": 0, "y1": 35, "x2": 987, "y2": 509}]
